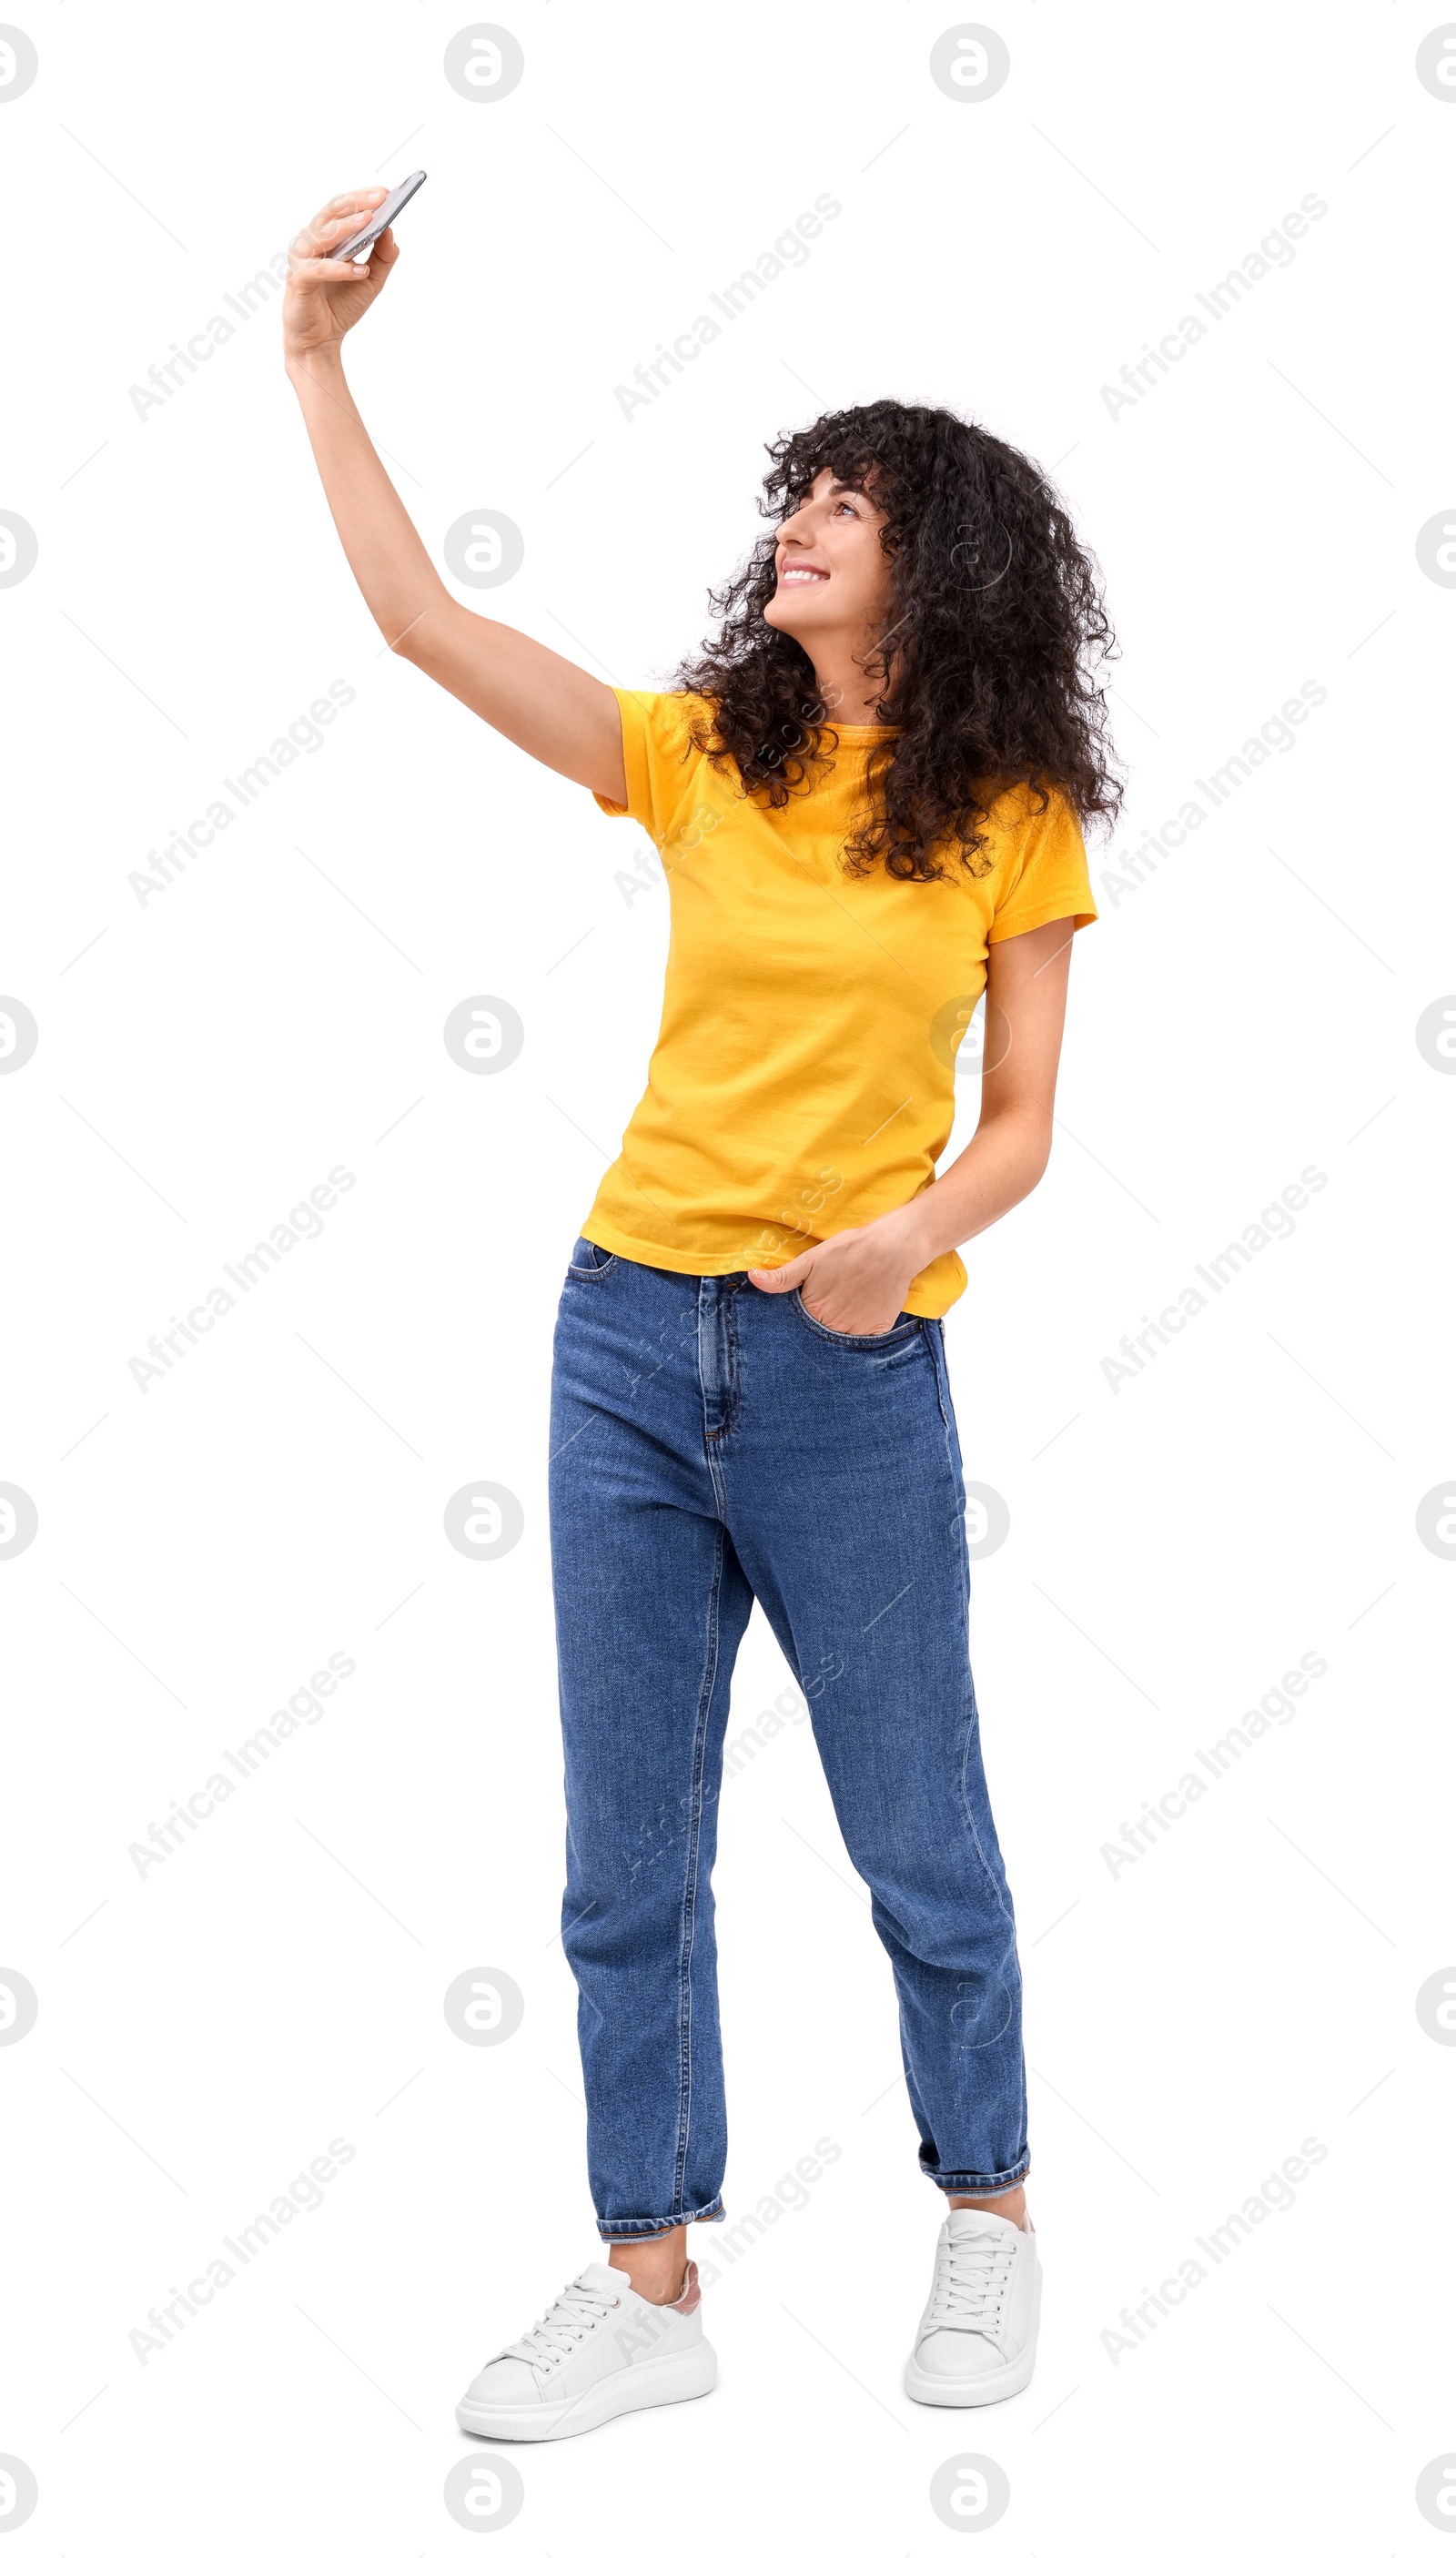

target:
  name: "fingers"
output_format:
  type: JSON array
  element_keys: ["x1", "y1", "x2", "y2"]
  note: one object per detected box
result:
[
  {"x1": 331, "y1": 228, "x2": 401, "y2": 278},
  {"x1": 287, "y1": 253, "x2": 378, "y2": 290},
  {"x1": 288, "y1": 230, "x2": 401, "y2": 291},
  {"x1": 290, "y1": 192, "x2": 389, "y2": 262},
  {"x1": 746, "y1": 1249, "x2": 814, "y2": 1289},
  {"x1": 320, "y1": 187, "x2": 389, "y2": 221}
]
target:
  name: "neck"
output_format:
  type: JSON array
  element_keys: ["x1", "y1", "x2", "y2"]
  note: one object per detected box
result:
[{"x1": 807, "y1": 635, "x2": 890, "y2": 725}]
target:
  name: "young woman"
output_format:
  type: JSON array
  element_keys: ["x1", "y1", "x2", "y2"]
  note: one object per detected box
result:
[{"x1": 284, "y1": 187, "x2": 1118, "y2": 2440}]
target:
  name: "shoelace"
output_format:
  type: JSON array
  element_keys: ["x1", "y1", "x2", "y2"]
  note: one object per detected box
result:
[
  {"x1": 500, "y1": 2279, "x2": 620, "y2": 2371},
  {"x1": 928, "y1": 2225, "x2": 1018, "y2": 2334}
]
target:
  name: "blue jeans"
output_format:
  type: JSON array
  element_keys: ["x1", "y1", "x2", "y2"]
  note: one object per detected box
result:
[{"x1": 549, "y1": 1238, "x2": 1028, "y2": 2238}]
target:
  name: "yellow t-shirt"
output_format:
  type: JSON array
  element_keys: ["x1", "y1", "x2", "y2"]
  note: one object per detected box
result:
[{"x1": 584, "y1": 690, "x2": 1097, "y2": 1318}]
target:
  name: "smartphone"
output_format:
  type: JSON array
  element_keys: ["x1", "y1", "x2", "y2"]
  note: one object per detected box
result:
[{"x1": 329, "y1": 169, "x2": 427, "y2": 263}]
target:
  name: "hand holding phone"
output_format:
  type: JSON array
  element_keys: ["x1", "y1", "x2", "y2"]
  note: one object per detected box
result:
[
  {"x1": 329, "y1": 169, "x2": 427, "y2": 262},
  {"x1": 284, "y1": 179, "x2": 422, "y2": 362}
]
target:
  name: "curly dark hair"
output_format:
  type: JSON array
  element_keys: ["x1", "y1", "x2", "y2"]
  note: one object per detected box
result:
[{"x1": 672, "y1": 399, "x2": 1122, "y2": 884}]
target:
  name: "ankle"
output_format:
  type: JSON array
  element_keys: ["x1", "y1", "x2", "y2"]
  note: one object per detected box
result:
[
  {"x1": 607, "y1": 2235, "x2": 688, "y2": 2305},
  {"x1": 949, "y1": 2186, "x2": 1029, "y2": 2232}
]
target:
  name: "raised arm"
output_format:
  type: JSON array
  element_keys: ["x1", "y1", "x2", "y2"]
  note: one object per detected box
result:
[{"x1": 282, "y1": 188, "x2": 626, "y2": 804}]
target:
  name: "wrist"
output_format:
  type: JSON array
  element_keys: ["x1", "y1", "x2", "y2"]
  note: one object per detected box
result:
[
  {"x1": 285, "y1": 341, "x2": 345, "y2": 386},
  {"x1": 881, "y1": 1196, "x2": 942, "y2": 1269}
]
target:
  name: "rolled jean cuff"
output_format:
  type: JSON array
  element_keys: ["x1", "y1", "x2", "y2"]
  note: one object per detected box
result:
[
  {"x1": 597, "y1": 2201, "x2": 726, "y2": 2240},
  {"x1": 925, "y1": 2154, "x2": 1030, "y2": 2196}
]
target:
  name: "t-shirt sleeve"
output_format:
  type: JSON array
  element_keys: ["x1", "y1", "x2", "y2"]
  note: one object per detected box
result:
[
  {"x1": 592, "y1": 691, "x2": 704, "y2": 842},
  {"x1": 986, "y1": 786, "x2": 1098, "y2": 941}
]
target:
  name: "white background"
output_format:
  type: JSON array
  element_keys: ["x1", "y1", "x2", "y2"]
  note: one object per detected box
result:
[{"x1": 3, "y1": 1, "x2": 1454, "y2": 2549}]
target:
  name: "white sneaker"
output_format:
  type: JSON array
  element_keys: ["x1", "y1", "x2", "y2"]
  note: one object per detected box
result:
[
  {"x1": 904, "y1": 2208, "x2": 1041, "y2": 2406},
  {"x1": 455, "y1": 2252, "x2": 717, "y2": 2442}
]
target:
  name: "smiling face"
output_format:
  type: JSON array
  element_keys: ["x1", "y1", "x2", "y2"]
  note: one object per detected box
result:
[{"x1": 761, "y1": 467, "x2": 895, "y2": 704}]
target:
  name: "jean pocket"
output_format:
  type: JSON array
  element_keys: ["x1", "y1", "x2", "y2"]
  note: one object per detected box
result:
[
  {"x1": 790, "y1": 1289, "x2": 920, "y2": 1349},
  {"x1": 566, "y1": 1236, "x2": 617, "y2": 1283}
]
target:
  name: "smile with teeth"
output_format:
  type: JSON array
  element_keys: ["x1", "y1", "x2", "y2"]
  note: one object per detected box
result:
[{"x1": 778, "y1": 563, "x2": 829, "y2": 583}]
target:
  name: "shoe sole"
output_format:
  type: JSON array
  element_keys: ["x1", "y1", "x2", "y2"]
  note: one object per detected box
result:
[
  {"x1": 903, "y1": 2263, "x2": 1042, "y2": 2407},
  {"x1": 903, "y1": 2335, "x2": 1036, "y2": 2405},
  {"x1": 456, "y1": 2340, "x2": 718, "y2": 2442}
]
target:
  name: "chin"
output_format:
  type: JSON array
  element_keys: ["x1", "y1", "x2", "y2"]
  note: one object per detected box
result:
[{"x1": 763, "y1": 592, "x2": 819, "y2": 637}]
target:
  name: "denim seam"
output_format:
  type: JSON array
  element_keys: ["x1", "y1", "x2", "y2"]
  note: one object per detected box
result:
[
  {"x1": 923, "y1": 2159, "x2": 1031, "y2": 2194},
  {"x1": 927, "y1": 1316, "x2": 954, "y2": 1433},
  {"x1": 703, "y1": 1283, "x2": 742, "y2": 1442},
  {"x1": 932, "y1": 1326, "x2": 1015, "y2": 1938},
  {"x1": 671, "y1": 1522, "x2": 725, "y2": 2216},
  {"x1": 566, "y1": 1239, "x2": 617, "y2": 1283},
  {"x1": 598, "y1": 2201, "x2": 726, "y2": 2236},
  {"x1": 956, "y1": 1722, "x2": 1015, "y2": 1940}
]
